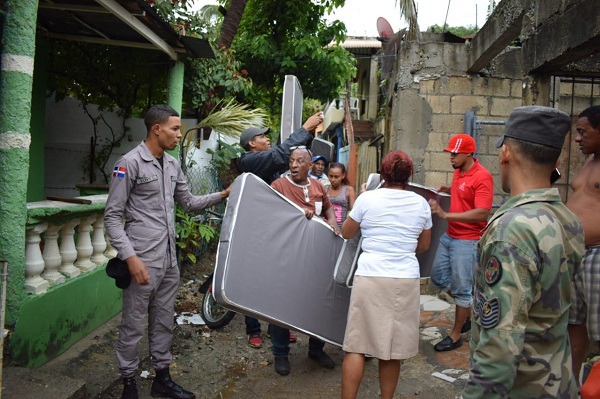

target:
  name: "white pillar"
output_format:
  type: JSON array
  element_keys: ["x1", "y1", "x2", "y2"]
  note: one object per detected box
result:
[
  {"x1": 41, "y1": 223, "x2": 65, "y2": 285},
  {"x1": 90, "y1": 214, "x2": 108, "y2": 265},
  {"x1": 59, "y1": 219, "x2": 81, "y2": 278},
  {"x1": 25, "y1": 223, "x2": 50, "y2": 294},
  {"x1": 104, "y1": 233, "x2": 118, "y2": 259},
  {"x1": 74, "y1": 215, "x2": 96, "y2": 272}
]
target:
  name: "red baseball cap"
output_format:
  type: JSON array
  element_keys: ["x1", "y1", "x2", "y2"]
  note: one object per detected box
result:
[{"x1": 444, "y1": 134, "x2": 476, "y2": 154}]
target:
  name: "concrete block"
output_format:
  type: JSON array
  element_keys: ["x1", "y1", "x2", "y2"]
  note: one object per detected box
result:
[
  {"x1": 422, "y1": 44, "x2": 444, "y2": 68},
  {"x1": 432, "y1": 114, "x2": 465, "y2": 133},
  {"x1": 472, "y1": 78, "x2": 511, "y2": 97},
  {"x1": 422, "y1": 152, "x2": 431, "y2": 169},
  {"x1": 445, "y1": 76, "x2": 472, "y2": 96},
  {"x1": 429, "y1": 152, "x2": 451, "y2": 172},
  {"x1": 510, "y1": 80, "x2": 523, "y2": 97},
  {"x1": 419, "y1": 78, "x2": 439, "y2": 95},
  {"x1": 450, "y1": 95, "x2": 488, "y2": 114},
  {"x1": 443, "y1": 43, "x2": 469, "y2": 72},
  {"x1": 490, "y1": 97, "x2": 523, "y2": 116},
  {"x1": 425, "y1": 171, "x2": 452, "y2": 188},
  {"x1": 426, "y1": 95, "x2": 451, "y2": 114},
  {"x1": 427, "y1": 132, "x2": 450, "y2": 152}
]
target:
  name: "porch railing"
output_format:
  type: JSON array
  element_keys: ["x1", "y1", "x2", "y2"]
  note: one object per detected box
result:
[{"x1": 25, "y1": 195, "x2": 115, "y2": 294}]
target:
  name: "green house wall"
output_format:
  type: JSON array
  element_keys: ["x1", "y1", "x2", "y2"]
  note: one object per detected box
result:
[{"x1": 8, "y1": 266, "x2": 122, "y2": 368}]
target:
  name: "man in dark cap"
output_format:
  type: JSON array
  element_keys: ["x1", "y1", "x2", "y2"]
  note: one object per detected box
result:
[
  {"x1": 462, "y1": 106, "x2": 584, "y2": 398},
  {"x1": 235, "y1": 112, "x2": 323, "y2": 349},
  {"x1": 237, "y1": 112, "x2": 322, "y2": 183},
  {"x1": 567, "y1": 105, "x2": 600, "y2": 382}
]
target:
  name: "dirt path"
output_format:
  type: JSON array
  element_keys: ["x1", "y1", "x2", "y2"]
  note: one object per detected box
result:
[{"x1": 98, "y1": 269, "x2": 467, "y2": 399}]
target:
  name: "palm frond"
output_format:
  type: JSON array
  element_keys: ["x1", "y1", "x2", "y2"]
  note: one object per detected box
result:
[
  {"x1": 195, "y1": 99, "x2": 268, "y2": 139},
  {"x1": 396, "y1": 0, "x2": 420, "y2": 40}
]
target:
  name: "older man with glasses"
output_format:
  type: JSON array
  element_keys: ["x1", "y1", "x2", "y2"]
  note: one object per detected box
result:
[
  {"x1": 236, "y1": 113, "x2": 323, "y2": 350},
  {"x1": 270, "y1": 146, "x2": 340, "y2": 376}
]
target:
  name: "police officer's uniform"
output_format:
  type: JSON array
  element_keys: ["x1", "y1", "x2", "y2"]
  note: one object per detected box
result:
[{"x1": 105, "y1": 141, "x2": 223, "y2": 377}]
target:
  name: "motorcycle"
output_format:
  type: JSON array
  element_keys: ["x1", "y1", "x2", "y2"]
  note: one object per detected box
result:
[
  {"x1": 196, "y1": 209, "x2": 236, "y2": 329},
  {"x1": 198, "y1": 273, "x2": 236, "y2": 329}
]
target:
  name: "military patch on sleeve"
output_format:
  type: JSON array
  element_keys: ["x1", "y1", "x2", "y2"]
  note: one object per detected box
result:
[
  {"x1": 484, "y1": 256, "x2": 502, "y2": 286},
  {"x1": 480, "y1": 298, "x2": 500, "y2": 329}
]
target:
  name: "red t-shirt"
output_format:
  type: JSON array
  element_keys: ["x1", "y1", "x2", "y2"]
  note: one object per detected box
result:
[
  {"x1": 447, "y1": 159, "x2": 493, "y2": 240},
  {"x1": 271, "y1": 176, "x2": 332, "y2": 216}
]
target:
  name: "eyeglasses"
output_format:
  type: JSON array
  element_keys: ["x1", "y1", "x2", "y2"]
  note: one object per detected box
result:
[{"x1": 289, "y1": 146, "x2": 313, "y2": 157}]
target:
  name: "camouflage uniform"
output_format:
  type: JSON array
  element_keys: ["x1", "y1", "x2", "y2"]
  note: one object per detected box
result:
[{"x1": 462, "y1": 188, "x2": 584, "y2": 399}]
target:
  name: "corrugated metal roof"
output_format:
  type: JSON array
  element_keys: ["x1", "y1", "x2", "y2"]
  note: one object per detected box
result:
[{"x1": 341, "y1": 37, "x2": 382, "y2": 49}]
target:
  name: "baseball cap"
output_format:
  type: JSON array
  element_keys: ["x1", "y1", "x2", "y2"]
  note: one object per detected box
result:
[
  {"x1": 240, "y1": 126, "x2": 270, "y2": 150},
  {"x1": 106, "y1": 257, "x2": 131, "y2": 289},
  {"x1": 444, "y1": 134, "x2": 476, "y2": 154},
  {"x1": 311, "y1": 155, "x2": 329, "y2": 167},
  {"x1": 495, "y1": 106, "x2": 572, "y2": 149}
]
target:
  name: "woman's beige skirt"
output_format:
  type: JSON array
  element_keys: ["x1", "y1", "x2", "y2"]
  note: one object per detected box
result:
[{"x1": 342, "y1": 275, "x2": 420, "y2": 360}]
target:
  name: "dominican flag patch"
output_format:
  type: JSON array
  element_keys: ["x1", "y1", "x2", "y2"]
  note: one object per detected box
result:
[{"x1": 112, "y1": 166, "x2": 126, "y2": 179}]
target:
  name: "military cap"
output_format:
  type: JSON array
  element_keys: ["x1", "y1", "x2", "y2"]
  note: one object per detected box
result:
[{"x1": 496, "y1": 106, "x2": 572, "y2": 149}]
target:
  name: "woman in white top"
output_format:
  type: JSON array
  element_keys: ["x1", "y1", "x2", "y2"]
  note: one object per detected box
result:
[{"x1": 341, "y1": 150, "x2": 432, "y2": 399}]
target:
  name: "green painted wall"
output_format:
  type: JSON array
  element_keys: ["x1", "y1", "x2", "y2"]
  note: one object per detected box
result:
[
  {"x1": 8, "y1": 266, "x2": 122, "y2": 368},
  {"x1": 27, "y1": 37, "x2": 48, "y2": 202}
]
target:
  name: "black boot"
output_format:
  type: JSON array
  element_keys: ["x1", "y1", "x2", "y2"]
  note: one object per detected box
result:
[
  {"x1": 122, "y1": 377, "x2": 138, "y2": 399},
  {"x1": 151, "y1": 367, "x2": 195, "y2": 399}
]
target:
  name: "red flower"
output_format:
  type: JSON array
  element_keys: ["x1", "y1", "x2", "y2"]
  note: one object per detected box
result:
[{"x1": 241, "y1": 69, "x2": 248, "y2": 77}]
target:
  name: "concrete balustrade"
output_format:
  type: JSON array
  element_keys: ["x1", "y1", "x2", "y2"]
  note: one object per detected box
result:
[{"x1": 25, "y1": 195, "x2": 110, "y2": 294}]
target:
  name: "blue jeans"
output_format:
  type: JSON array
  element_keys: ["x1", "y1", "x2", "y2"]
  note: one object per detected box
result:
[
  {"x1": 269, "y1": 324, "x2": 324, "y2": 357},
  {"x1": 430, "y1": 233, "x2": 477, "y2": 308},
  {"x1": 245, "y1": 316, "x2": 261, "y2": 335}
]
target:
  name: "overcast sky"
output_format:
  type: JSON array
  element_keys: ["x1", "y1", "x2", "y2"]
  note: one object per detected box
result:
[{"x1": 189, "y1": 0, "x2": 495, "y2": 37}]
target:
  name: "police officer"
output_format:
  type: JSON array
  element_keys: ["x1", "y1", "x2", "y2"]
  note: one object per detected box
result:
[
  {"x1": 105, "y1": 104, "x2": 230, "y2": 399},
  {"x1": 462, "y1": 106, "x2": 584, "y2": 398}
]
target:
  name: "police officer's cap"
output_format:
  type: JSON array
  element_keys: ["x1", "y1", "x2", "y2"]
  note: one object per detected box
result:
[{"x1": 106, "y1": 257, "x2": 131, "y2": 289}]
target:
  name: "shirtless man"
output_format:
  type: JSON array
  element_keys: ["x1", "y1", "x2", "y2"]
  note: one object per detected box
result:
[{"x1": 567, "y1": 105, "x2": 600, "y2": 381}]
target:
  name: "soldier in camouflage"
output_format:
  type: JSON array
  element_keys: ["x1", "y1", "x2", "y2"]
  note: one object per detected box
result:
[{"x1": 462, "y1": 106, "x2": 585, "y2": 398}]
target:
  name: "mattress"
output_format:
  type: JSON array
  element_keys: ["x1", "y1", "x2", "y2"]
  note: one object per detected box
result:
[
  {"x1": 214, "y1": 173, "x2": 450, "y2": 346},
  {"x1": 214, "y1": 173, "x2": 350, "y2": 346}
]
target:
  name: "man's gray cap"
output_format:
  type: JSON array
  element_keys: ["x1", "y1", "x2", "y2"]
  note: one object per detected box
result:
[
  {"x1": 240, "y1": 126, "x2": 270, "y2": 150},
  {"x1": 496, "y1": 105, "x2": 572, "y2": 149}
]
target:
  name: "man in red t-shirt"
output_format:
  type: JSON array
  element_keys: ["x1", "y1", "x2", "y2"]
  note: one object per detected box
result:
[
  {"x1": 268, "y1": 147, "x2": 339, "y2": 376},
  {"x1": 428, "y1": 134, "x2": 494, "y2": 352}
]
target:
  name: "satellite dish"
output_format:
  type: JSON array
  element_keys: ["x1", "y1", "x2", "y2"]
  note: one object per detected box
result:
[{"x1": 377, "y1": 17, "x2": 394, "y2": 38}]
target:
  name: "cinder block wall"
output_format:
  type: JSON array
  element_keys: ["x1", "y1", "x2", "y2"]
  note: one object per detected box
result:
[{"x1": 388, "y1": 40, "x2": 523, "y2": 207}]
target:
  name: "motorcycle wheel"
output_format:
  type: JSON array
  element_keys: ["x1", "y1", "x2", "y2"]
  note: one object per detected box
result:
[{"x1": 200, "y1": 289, "x2": 236, "y2": 329}]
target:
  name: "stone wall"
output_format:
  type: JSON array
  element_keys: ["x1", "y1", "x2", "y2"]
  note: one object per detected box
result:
[{"x1": 389, "y1": 40, "x2": 523, "y2": 206}]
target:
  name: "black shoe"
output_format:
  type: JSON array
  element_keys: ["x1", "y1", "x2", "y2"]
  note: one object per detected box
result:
[
  {"x1": 434, "y1": 336, "x2": 463, "y2": 352},
  {"x1": 461, "y1": 319, "x2": 472, "y2": 334},
  {"x1": 151, "y1": 368, "x2": 195, "y2": 399},
  {"x1": 274, "y1": 356, "x2": 290, "y2": 376},
  {"x1": 122, "y1": 377, "x2": 138, "y2": 399},
  {"x1": 308, "y1": 351, "x2": 335, "y2": 369}
]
